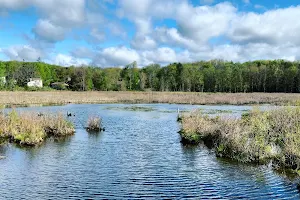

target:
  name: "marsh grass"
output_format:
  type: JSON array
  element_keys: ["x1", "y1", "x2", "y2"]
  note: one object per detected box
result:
[
  {"x1": 180, "y1": 107, "x2": 300, "y2": 172},
  {"x1": 0, "y1": 110, "x2": 75, "y2": 146},
  {"x1": 86, "y1": 116, "x2": 102, "y2": 132},
  {"x1": 0, "y1": 91, "x2": 300, "y2": 106}
]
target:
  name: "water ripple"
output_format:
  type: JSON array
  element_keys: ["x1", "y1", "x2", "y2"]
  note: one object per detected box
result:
[{"x1": 0, "y1": 104, "x2": 299, "y2": 199}]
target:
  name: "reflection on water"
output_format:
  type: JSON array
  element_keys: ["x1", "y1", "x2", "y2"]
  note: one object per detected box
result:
[{"x1": 0, "y1": 104, "x2": 299, "y2": 199}]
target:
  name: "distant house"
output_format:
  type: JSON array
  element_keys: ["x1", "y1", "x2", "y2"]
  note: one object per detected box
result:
[
  {"x1": 50, "y1": 82, "x2": 69, "y2": 90},
  {"x1": 27, "y1": 78, "x2": 43, "y2": 88},
  {"x1": 0, "y1": 77, "x2": 6, "y2": 84}
]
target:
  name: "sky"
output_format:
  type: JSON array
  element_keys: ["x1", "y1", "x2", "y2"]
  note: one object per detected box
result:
[{"x1": 0, "y1": 0, "x2": 300, "y2": 67}]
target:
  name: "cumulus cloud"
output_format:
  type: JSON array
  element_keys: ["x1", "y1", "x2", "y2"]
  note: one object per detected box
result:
[
  {"x1": 93, "y1": 46, "x2": 140, "y2": 67},
  {"x1": 131, "y1": 36, "x2": 156, "y2": 50},
  {"x1": 0, "y1": 0, "x2": 30, "y2": 10},
  {"x1": 2, "y1": 45, "x2": 43, "y2": 61},
  {"x1": 33, "y1": 19, "x2": 66, "y2": 42},
  {"x1": 52, "y1": 54, "x2": 89, "y2": 67},
  {"x1": 228, "y1": 6, "x2": 300, "y2": 45},
  {"x1": 141, "y1": 47, "x2": 193, "y2": 65},
  {"x1": 89, "y1": 28, "x2": 105, "y2": 42},
  {"x1": 34, "y1": 0, "x2": 85, "y2": 27},
  {"x1": 175, "y1": 2, "x2": 236, "y2": 44},
  {"x1": 154, "y1": 27, "x2": 200, "y2": 51},
  {"x1": 1, "y1": 0, "x2": 300, "y2": 67},
  {"x1": 119, "y1": 1, "x2": 236, "y2": 51}
]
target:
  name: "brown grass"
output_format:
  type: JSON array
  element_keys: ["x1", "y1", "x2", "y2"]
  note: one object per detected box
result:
[{"x1": 0, "y1": 91, "x2": 300, "y2": 106}]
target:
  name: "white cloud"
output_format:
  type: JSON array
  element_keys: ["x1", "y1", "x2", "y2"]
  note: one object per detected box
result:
[
  {"x1": 2, "y1": 45, "x2": 43, "y2": 61},
  {"x1": 154, "y1": 27, "x2": 200, "y2": 51},
  {"x1": 93, "y1": 46, "x2": 140, "y2": 67},
  {"x1": 190, "y1": 43, "x2": 300, "y2": 62},
  {"x1": 2, "y1": 0, "x2": 300, "y2": 67},
  {"x1": 131, "y1": 36, "x2": 156, "y2": 50},
  {"x1": 118, "y1": 1, "x2": 236, "y2": 50},
  {"x1": 0, "y1": 0, "x2": 30, "y2": 9},
  {"x1": 175, "y1": 2, "x2": 236, "y2": 44},
  {"x1": 0, "y1": 0, "x2": 106, "y2": 43},
  {"x1": 34, "y1": 0, "x2": 85, "y2": 27},
  {"x1": 52, "y1": 54, "x2": 89, "y2": 66},
  {"x1": 142, "y1": 47, "x2": 178, "y2": 64},
  {"x1": 89, "y1": 28, "x2": 105, "y2": 42},
  {"x1": 33, "y1": 19, "x2": 66, "y2": 42},
  {"x1": 228, "y1": 6, "x2": 300, "y2": 45}
]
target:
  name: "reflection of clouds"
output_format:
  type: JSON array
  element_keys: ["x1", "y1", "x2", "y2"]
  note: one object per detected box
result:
[{"x1": 0, "y1": 103, "x2": 298, "y2": 198}]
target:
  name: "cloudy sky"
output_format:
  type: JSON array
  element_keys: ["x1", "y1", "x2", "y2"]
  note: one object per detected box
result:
[{"x1": 0, "y1": 0, "x2": 299, "y2": 67}]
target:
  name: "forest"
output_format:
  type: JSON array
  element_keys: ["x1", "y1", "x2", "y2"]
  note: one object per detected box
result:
[{"x1": 0, "y1": 59, "x2": 299, "y2": 93}]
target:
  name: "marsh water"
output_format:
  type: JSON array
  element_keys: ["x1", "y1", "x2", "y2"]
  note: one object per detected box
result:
[{"x1": 0, "y1": 104, "x2": 299, "y2": 199}]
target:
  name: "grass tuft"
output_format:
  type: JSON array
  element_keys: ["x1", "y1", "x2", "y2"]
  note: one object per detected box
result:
[
  {"x1": 86, "y1": 116, "x2": 102, "y2": 132},
  {"x1": 0, "y1": 110, "x2": 75, "y2": 146}
]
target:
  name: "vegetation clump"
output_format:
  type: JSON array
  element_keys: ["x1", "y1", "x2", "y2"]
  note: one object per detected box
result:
[
  {"x1": 86, "y1": 116, "x2": 103, "y2": 132},
  {"x1": 179, "y1": 107, "x2": 300, "y2": 173},
  {"x1": 0, "y1": 111, "x2": 75, "y2": 146}
]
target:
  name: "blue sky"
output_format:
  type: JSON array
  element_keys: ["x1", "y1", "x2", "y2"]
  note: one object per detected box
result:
[{"x1": 0, "y1": 0, "x2": 299, "y2": 67}]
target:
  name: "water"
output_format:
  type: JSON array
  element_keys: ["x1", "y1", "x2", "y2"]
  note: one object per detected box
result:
[{"x1": 0, "y1": 104, "x2": 299, "y2": 199}]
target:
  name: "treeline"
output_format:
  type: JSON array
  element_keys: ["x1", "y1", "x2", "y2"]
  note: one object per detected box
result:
[{"x1": 0, "y1": 59, "x2": 300, "y2": 93}]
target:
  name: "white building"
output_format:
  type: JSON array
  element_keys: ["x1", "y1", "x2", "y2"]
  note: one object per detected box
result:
[
  {"x1": 27, "y1": 78, "x2": 43, "y2": 88},
  {"x1": 0, "y1": 77, "x2": 6, "y2": 84}
]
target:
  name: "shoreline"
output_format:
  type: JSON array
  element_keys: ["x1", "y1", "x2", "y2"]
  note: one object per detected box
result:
[{"x1": 0, "y1": 91, "x2": 300, "y2": 107}]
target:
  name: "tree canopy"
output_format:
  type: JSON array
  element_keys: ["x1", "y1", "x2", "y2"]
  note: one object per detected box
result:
[{"x1": 1, "y1": 59, "x2": 300, "y2": 93}]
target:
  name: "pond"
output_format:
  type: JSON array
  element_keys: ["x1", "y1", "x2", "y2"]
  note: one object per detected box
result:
[{"x1": 0, "y1": 104, "x2": 299, "y2": 199}]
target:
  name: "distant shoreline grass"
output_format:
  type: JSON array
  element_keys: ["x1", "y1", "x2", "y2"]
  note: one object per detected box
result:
[{"x1": 0, "y1": 91, "x2": 300, "y2": 107}]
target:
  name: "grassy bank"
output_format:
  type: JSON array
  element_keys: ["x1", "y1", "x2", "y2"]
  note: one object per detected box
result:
[
  {"x1": 0, "y1": 111, "x2": 75, "y2": 146},
  {"x1": 179, "y1": 107, "x2": 300, "y2": 173},
  {"x1": 1, "y1": 91, "x2": 300, "y2": 107}
]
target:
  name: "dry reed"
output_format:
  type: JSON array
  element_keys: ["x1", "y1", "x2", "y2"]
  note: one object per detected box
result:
[
  {"x1": 0, "y1": 91, "x2": 300, "y2": 107},
  {"x1": 86, "y1": 116, "x2": 102, "y2": 132}
]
